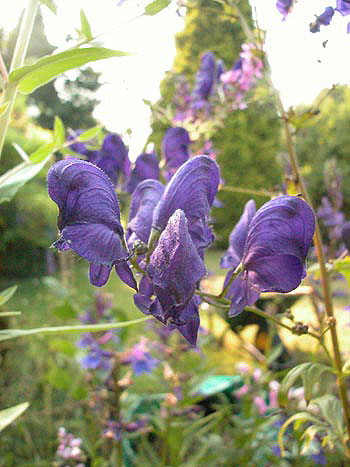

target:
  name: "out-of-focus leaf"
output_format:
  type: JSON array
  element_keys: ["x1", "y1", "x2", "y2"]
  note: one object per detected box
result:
[
  {"x1": 0, "y1": 102, "x2": 9, "y2": 117},
  {"x1": 312, "y1": 394, "x2": 344, "y2": 441},
  {"x1": 76, "y1": 125, "x2": 102, "y2": 142},
  {"x1": 144, "y1": 0, "x2": 171, "y2": 16},
  {"x1": 9, "y1": 47, "x2": 131, "y2": 94},
  {"x1": 54, "y1": 116, "x2": 65, "y2": 147},
  {"x1": 47, "y1": 366, "x2": 71, "y2": 390},
  {"x1": 0, "y1": 143, "x2": 54, "y2": 203},
  {"x1": 0, "y1": 286, "x2": 17, "y2": 306},
  {"x1": 0, "y1": 402, "x2": 29, "y2": 432},
  {"x1": 80, "y1": 9, "x2": 93, "y2": 40},
  {"x1": 333, "y1": 257, "x2": 350, "y2": 289},
  {"x1": 12, "y1": 143, "x2": 29, "y2": 162},
  {"x1": 39, "y1": 0, "x2": 57, "y2": 14},
  {"x1": 52, "y1": 300, "x2": 78, "y2": 320},
  {"x1": 49, "y1": 338, "x2": 76, "y2": 356}
]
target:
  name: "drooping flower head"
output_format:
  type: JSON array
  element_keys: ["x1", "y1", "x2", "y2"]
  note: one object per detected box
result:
[
  {"x1": 223, "y1": 196, "x2": 315, "y2": 316},
  {"x1": 47, "y1": 158, "x2": 136, "y2": 289},
  {"x1": 88, "y1": 133, "x2": 130, "y2": 186},
  {"x1": 276, "y1": 0, "x2": 293, "y2": 18},
  {"x1": 162, "y1": 127, "x2": 191, "y2": 180},
  {"x1": 126, "y1": 150, "x2": 160, "y2": 193},
  {"x1": 191, "y1": 51, "x2": 216, "y2": 109},
  {"x1": 134, "y1": 210, "x2": 206, "y2": 345}
]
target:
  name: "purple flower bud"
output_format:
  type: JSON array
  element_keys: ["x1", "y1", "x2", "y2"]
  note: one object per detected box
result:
[
  {"x1": 127, "y1": 179, "x2": 164, "y2": 246},
  {"x1": 152, "y1": 155, "x2": 220, "y2": 254},
  {"x1": 191, "y1": 52, "x2": 216, "y2": 105},
  {"x1": 126, "y1": 150, "x2": 160, "y2": 193},
  {"x1": 276, "y1": 0, "x2": 293, "y2": 18},
  {"x1": 225, "y1": 196, "x2": 315, "y2": 316},
  {"x1": 336, "y1": 0, "x2": 350, "y2": 16},
  {"x1": 162, "y1": 127, "x2": 190, "y2": 180},
  {"x1": 47, "y1": 159, "x2": 135, "y2": 288}
]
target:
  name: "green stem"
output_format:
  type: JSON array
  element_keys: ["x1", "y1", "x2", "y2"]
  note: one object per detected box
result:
[
  {"x1": 0, "y1": 316, "x2": 152, "y2": 342},
  {"x1": 195, "y1": 290, "x2": 231, "y2": 305},
  {"x1": 219, "y1": 185, "x2": 274, "y2": 198},
  {"x1": 219, "y1": 264, "x2": 243, "y2": 298},
  {"x1": 0, "y1": 0, "x2": 39, "y2": 159}
]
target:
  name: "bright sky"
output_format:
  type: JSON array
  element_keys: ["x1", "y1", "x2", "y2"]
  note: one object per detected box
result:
[{"x1": 2, "y1": 1, "x2": 350, "y2": 157}]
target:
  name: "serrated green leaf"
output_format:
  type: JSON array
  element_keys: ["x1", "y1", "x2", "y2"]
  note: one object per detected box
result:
[
  {"x1": 54, "y1": 116, "x2": 65, "y2": 146},
  {"x1": 301, "y1": 362, "x2": 334, "y2": 403},
  {"x1": 76, "y1": 126, "x2": 102, "y2": 142},
  {"x1": 0, "y1": 286, "x2": 17, "y2": 307},
  {"x1": 39, "y1": 0, "x2": 57, "y2": 14},
  {"x1": 0, "y1": 145, "x2": 54, "y2": 203},
  {"x1": 312, "y1": 394, "x2": 344, "y2": 441},
  {"x1": 0, "y1": 402, "x2": 29, "y2": 432},
  {"x1": 9, "y1": 47, "x2": 131, "y2": 94},
  {"x1": 144, "y1": 0, "x2": 171, "y2": 16},
  {"x1": 278, "y1": 362, "x2": 334, "y2": 407},
  {"x1": 0, "y1": 102, "x2": 9, "y2": 117},
  {"x1": 80, "y1": 9, "x2": 93, "y2": 40}
]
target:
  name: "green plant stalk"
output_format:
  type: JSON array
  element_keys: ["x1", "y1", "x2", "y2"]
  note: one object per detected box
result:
[
  {"x1": 0, "y1": 0, "x2": 39, "y2": 159},
  {"x1": 275, "y1": 90, "x2": 350, "y2": 455}
]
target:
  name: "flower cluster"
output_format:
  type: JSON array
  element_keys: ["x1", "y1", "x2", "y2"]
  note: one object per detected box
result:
[{"x1": 55, "y1": 427, "x2": 86, "y2": 467}]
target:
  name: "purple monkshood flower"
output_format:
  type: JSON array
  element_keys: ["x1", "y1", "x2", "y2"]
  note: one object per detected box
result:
[
  {"x1": 276, "y1": 0, "x2": 293, "y2": 18},
  {"x1": 162, "y1": 127, "x2": 191, "y2": 181},
  {"x1": 134, "y1": 210, "x2": 206, "y2": 345},
  {"x1": 87, "y1": 133, "x2": 130, "y2": 187},
  {"x1": 127, "y1": 179, "x2": 165, "y2": 248},
  {"x1": 121, "y1": 338, "x2": 159, "y2": 375},
  {"x1": 126, "y1": 150, "x2": 160, "y2": 193},
  {"x1": 47, "y1": 158, "x2": 137, "y2": 289},
  {"x1": 191, "y1": 51, "x2": 216, "y2": 109},
  {"x1": 152, "y1": 155, "x2": 220, "y2": 256},
  {"x1": 336, "y1": 0, "x2": 350, "y2": 16},
  {"x1": 310, "y1": 7, "x2": 335, "y2": 33},
  {"x1": 222, "y1": 196, "x2": 315, "y2": 316}
]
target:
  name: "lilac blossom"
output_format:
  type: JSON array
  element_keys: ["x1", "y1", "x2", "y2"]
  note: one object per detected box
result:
[
  {"x1": 126, "y1": 150, "x2": 160, "y2": 193},
  {"x1": 222, "y1": 196, "x2": 315, "y2": 316},
  {"x1": 276, "y1": 0, "x2": 293, "y2": 18},
  {"x1": 310, "y1": 7, "x2": 335, "y2": 32},
  {"x1": 47, "y1": 158, "x2": 136, "y2": 289},
  {"x1": 134, "y1": 210, "x2": 206, "y2": 345},
  {"x1": 162, "y1": 127, "x2": 191, "y2": 180}
]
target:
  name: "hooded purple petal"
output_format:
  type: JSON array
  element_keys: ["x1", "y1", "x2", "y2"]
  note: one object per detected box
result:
[
  {"x1": 162, "y1": 127, "x2": 190, "y2": 180},
  {"x1": 175, "y1": 296, "x2": 200, "y2": 345},
  {"x1": 148, "y1": 209, "x2": 206, "y2": 322},
  {"x1": 225, "y1": 271, "x2": 260, "y2": 317},
  {"x1": 115, "y1": 261, "x2": 138, "y2": 291},
  {"x1": 220, "y1": 199, "x2": 256, "y2": 269},
  {"x1": 126, "y1": 151, "x2": 160, "y2": 193},
  {"x1": 127, "y1": 180, "x2": 165, "y2": 246},
  {"x1": 152, "y1": 155, "x2": 220, "y2": 251},
  {"x1": 48, "y1": 159, "x2": 128, "y2": 284},
  {"x1": 90, "y1": 264, "x2": 113, "y2": 287}
]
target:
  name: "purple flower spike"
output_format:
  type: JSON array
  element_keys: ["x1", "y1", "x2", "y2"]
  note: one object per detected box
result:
[
  {"x1": 220, "y1": 200, "x2": 256, "y2": 269},
  {"x1": 225, "y1": 196, "x2": 315, "y2": 317},
  {"x1": 191, "y1": 52, "x2": 216, "y2": 106},
  {"x1": 336, "y1": 0, "x2": 350, "y2": 16},
  {"x1": 341, "y1": 221, "x2": 350, "y2": 251},
  {"x1": 276, "y1": 0, "x2": 293, "y2": 18},
  {"x1": 162, "y1": 127, "x2": 191, "y2": 180},
  {"x1": 152, "y1": 155, "x2": 220, "y2": 253},
  {"x1": 127, "y1": 180, "x2": 165, "y2": 247},
  {"x1": 47, "y1": 159, "x2": 131, "y2": 287},
  {"x1": 126, "y1": 151, "x2": 160, "y2": 193}
]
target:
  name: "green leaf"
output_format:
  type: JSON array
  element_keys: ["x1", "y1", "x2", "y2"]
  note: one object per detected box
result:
[
  {"x1": 301, "y1": 362, "x2": 334, "y2": 403},
  {"x1": 0, "y1": 402, "x2": 29, "y2": 432},
  {"x1": 49, "y1": 338, "x2": 76, "y2": 356},
  {"x1": 39, "y1": 0, "x2": 57, "y2": 14},
  {"x1": 278, "y1": 362, "x2": 334, "y2": 407},
  {"x1": 144, "y1": 0, "x2": 171, "y2": 16},
  {"x1": 80, "y1": 9, "x2": 93, "y2": 40},
  {"x1": 0, "y1": 144, "x2": 54, "y2": 203},
  {"x1": 0, "y1": 286, "x2": 17, "y2": 306},
  {"x1": 47, "y1": 366, "x2": 71, "y2": 390},
  {"x1": 54, "y1": 116, "x2": 65, "y2": 147},
  {"x1": 9, "y1": 47, "x2": 131, "y2": 94},
  {"x1": 312, "y1": 394, "x2": 344, "y2": 441},
  {"x1": 76, "y1": 125, "x2": 102, "y2": 142},
  {"x1": 0, "y1": 102, "x2": 9, "y2": 117},
  {"x1": 333, "y1": 257, "x2": 350, "y2": 289}
]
